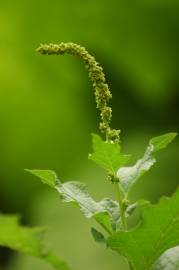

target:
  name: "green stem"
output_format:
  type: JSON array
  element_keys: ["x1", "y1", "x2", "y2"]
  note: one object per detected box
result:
[{"x1": 115, "y1": 183, "x2": 127, "y2": 231}]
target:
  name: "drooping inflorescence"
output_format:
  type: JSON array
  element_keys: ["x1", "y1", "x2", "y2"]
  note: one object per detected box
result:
[{"x1": 37, "y1": 42, "x2": 120, "y2": 143}]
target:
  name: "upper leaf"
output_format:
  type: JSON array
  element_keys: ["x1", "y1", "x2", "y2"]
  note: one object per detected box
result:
[
  {"x1": 0, "y1": 214, "x2": 70, "y2": 270},
  {"x1": 89, "y1": 134, "x2": 130, "y2": 174},
  {"x1": 117, "y1": 132, "x2": 177, "y2": 194},
  {"x1": 27, "y1": 169, "x2": 120, "y2": 234},
  {"x1": 108, "y1": 188, "x2": 179, "y2": 270},
  {"x1": 150, "y1": 133, "x2": 177, "y2": 152}
]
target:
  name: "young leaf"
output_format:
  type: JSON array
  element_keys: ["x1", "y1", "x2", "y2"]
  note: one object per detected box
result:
[
  {"x1": 107, "y1": 188, "x2": 179, "y2": 270},
  {"x1": 117, "y1": 132, "x2": 177, "y2": 194},
  {"x1": 89, "y1": 134, "x2": 130, "y2": 174},
  {"x1": 91, "y1": 227, "x2": 106, "y2": 244},
  {"x1": 26, "y1": 169, "x2": 120, "y2": 234},
  {"x1": 0, "y1": 214, "x2": 70, "y2": 270},
  {"x1": 151, "y1": 246, "x2": 179, "y2": 270}
]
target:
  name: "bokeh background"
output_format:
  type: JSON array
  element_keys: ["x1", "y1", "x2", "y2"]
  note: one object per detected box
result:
[{"x1": 0, "y1": 0, "x2": 179, "y2": 269}]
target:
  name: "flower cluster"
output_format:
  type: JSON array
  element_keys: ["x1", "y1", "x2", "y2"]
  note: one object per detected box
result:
[{"x1": 37, "y1": 43, "x2": 120, "y2": 143}]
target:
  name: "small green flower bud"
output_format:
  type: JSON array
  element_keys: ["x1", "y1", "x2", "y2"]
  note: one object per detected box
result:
[
  {"x1": 99, "y1": 122, "x2": 108, "y2": 133},
  {"x1": 122, "y1": 199, "x2": 130, "y2": 210},
  {"x1": 107, "y1": 129, "x2": 121, "y2": 143},
  {"x1": 101, "y1": 106, "x2": 112, "y2": 123},
  {"x1": 107, "y1": 173, "x2": 119, "y2": 183}
]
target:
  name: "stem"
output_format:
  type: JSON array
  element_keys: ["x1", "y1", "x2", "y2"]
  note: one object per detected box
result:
[{"x1": 115, "y1": 182, "x2": 127, "y2": 231}]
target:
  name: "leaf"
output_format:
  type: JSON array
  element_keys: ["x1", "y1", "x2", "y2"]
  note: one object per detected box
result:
[
  {"x1": 91, "y1": 227, "x2": 106, "y2": 244},
  {"x1": 95, "y1": 198, "x2": 124, "y2": 232},
  {"x1": 125, "y1": 200, "x2": 150, "y2": 216},
  {"x1": 107, "y1": 188, "x2": 179, "y2": 270},
  {"x1": 56, "y1": 181, "x2": 120, "y2": 230},
  {"x1": 117, "y1": 132, "x2": 177, "y2": 194},
  {"x1": 25, "y1": 169, "x2": 59, "y2": 188},
  {"x1": 0, "y1": 214, "x2": 70, "y2": 270},
  {"x1": 89, "y1": 134, "x2": 130, "y2": 174},
  {"x1": 150, "y1": 133, "x2": 177, "y2": 153},
  {"x1": 26, "y1": 169, "x2": 120, "y2": 234},
  {"x1": 151, "y1": 246, "x2": 179, "y2": 270}
]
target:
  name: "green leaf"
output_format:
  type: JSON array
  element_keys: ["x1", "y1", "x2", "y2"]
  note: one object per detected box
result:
[
  {"x1": 95, "y1": 198, "x2": 122, "y2": 232},
  {"x1": 89, "y1": 134, "x2": 130, "y2": 174},
  {"x1": 150, "y1": 133, "x2": 177, "y2": 153},
  {"x1": 94, "y1": 212, "x2": 114, "y2": 234},
  {"x1": 91, "y1": 227, "x2": 106, "y2": 244},
  {"x1": 117, "y1": 132, "x2": 177, "y2": 194},
  {"x1": 25, "y1": 169, "x2": 59, "y2": 189},
  {"x1": 27, "y1": 169, "x2": 120, "y2": 234},
  {"x1": 56, "y1": 181, "x2": 120, "y2": 229},
  {"x1": 107, "y1": 188, "x2": 179, "y2": 270},
  {"x1": 126, "y1": 200, "x2": 150, "y2": 216},
  {"x1": 0, "y1": 214, "x2": 70, "y2": 270},
  {"x1": 151, "y1": 247, "x2": 179, "y2": 270}
]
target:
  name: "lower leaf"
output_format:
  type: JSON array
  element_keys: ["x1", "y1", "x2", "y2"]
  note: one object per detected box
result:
[
  {"x1": 151, "y1": 246, "x2": 179, "y2": 270},
  {"x1": 108, "y1": 189, "x2": 179, "y2": 270}
]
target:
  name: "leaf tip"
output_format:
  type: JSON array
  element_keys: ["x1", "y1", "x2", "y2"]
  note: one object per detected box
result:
[
  {"x1": 25, "y1": 169, "x2": 60, "y2": 189},
  {"x1": 150, "y1": 132, "x2": 177, "y2": 152}
]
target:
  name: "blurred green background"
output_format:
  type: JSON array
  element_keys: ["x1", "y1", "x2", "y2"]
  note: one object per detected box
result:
[{"x1": 0, "y1": 0, "x2": 179, "y2": 269}]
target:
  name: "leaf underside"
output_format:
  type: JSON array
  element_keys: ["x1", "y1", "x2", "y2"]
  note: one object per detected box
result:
[
  {"x1": 26, "y1": 169, "x2": 121, "y2": 234},
  {"x1": 151, "y1": 246, "x2": 179, "y2": 270},
  {"x1": 117, "y1": 132, "x2": 177, "y2": 194}
]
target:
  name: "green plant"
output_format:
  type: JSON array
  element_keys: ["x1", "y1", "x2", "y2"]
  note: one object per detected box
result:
[{"x1": 0, "y1": 43, "x2": 178, "y2": 270}]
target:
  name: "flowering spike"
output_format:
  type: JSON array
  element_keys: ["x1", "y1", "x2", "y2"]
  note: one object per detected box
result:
[{"x1": 37, "y1": 42, "x2": 120, "y2": 143}]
